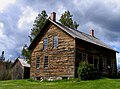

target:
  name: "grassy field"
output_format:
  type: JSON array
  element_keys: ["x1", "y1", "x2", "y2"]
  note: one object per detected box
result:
[{"x1": 0, "y1": 78, "x2": 120, "y2": 89}]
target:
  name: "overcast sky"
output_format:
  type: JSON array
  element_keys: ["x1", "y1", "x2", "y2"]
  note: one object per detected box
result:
[{"x1": 0, "y1": 0, "x2": 120, "y2": 64}]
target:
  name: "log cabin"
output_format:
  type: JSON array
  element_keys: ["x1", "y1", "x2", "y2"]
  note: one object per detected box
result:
[
  {"x1": 28, "y1": 12, "x2": 117, "y2": 80},
  {"x1": 11, "y1": 58, "x2": 30, "y2": 79}
]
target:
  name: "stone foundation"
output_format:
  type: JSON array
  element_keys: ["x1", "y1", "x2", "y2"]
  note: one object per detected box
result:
[{"x1": 32, "y1": 76, "x2": 73, "y2": 81}]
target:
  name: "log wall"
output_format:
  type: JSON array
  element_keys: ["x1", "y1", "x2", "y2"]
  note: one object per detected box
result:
[
  {"x1": 30, "y1": 24, "x2": 75, "y2": 80},
  {"x1": 75, "y1": 39, "x2": 117, "y2": 77},
  {"x1": 11, "y1": 61, "x2": 24, "y2": 79}
]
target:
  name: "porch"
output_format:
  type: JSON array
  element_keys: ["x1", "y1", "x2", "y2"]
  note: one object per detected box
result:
[{"x1": 75, "y1": 52, "x2": 116, "y2": 77}]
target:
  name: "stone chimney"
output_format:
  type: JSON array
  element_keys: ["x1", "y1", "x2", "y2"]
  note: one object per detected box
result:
[
  {"x1": 50, "y1": 12, "x2": 56, "y2": 21},
  {"x1": 90, "y1": 29, "x2": 94, "y2": 37}
]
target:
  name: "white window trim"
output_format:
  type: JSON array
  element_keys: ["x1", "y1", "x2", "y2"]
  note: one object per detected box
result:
[
  {"x1": 43, "y1": 38, "x2": 48, "y2": 50},
  {"x1": 53, "y1": 35, "x2": 58, "y2": 48}
]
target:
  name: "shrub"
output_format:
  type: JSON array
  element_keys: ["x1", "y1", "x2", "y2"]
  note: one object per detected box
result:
[{"x1": 77, "y1": 61, "x2": 95, "y2": 80}]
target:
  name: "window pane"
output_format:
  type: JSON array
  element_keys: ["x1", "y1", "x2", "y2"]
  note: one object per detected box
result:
[
  {"x1": 44, "y1": 38, "x2": 48, "y2": 50},
  {"x1": 53, "y1": 36, "x2": 58, "y2": 48},
  {"x1": 36, "y1": 57, "x2": 40, "y2": 69},
  {"x1": 82, "y1": 53, "x2": 87, "y2": 61},
  {"x1": 44, "y1": 56, "x2": 48, "y2": 68},
  {"x1": 88, "y1": 55, "x2": 93, "y2": 64}
]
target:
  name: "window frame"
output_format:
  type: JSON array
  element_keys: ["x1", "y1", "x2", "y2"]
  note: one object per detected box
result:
[
  {"x1": 43, "y1": 38, "x2": 48, "y2": 50},
  {"x1": 82, "y1": 53, "x2": 87, "y2": 61},
  {"x1": 36, "y1": 57, "x2": 40, "y2": 69},
  {"x1": 53, "y1": 35, "x2": 58, "y2": 48},
  {"x1": 44, "y1": 56, "x2": 48, "y2": 69}
]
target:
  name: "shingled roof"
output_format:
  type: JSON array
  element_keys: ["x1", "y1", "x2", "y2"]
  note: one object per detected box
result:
[{"x1": 29, "y1": 18, "x2": 116, "y2": 52}]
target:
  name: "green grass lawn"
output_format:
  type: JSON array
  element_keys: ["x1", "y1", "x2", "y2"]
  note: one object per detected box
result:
[{"x1": 0, "y1": 78, "x2": 120, "y2": 89}]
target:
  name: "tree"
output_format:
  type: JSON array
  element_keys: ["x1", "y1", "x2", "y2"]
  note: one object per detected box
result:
[
  {"x1": 29, "y1": 10, "x2": 48, "y2": 42},
  {"x1": 21, "y1": 10, "x2": 48, "y2": 62},
  {"x1": 22, "y1": 44, "x2": 31, "y2": 63},
  {"x1": 59, "y1": 11, "x2": 79, "y2": 30}
]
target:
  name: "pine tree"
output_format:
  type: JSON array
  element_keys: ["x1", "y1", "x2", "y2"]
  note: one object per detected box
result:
[
  {"x1": 29, "y1": 10, "x2": 48, "y2": 42},
  {"x1": 22, "y1": 44, "x2": 31, "y2": 63},
  {"x1": 21, "y1": 10, "x2": 48, "y2": 62},
  {"x1": 59, "y1": 11, "x2": 79, "y2": 30}
]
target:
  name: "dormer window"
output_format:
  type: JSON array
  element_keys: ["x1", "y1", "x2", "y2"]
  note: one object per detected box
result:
[
  {"x1": 43, "y1": 38, "x2": 48, "y2": 50},
  {"x1": 53, "y1": 36, "x2": 58, "y2": 48}
]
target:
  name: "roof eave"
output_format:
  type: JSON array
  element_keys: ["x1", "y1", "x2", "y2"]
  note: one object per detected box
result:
[
  {"x1": 28, "y1": 19, "x2": 50, "y2": 50},
  {"x1": 75, "y1": 37, "x2": 117, "y2": 53},
  {"x1": 28, "y1": 19, "x2": 76, "y2": 50},
  {"x1": 28, "y1": 18, "x2": 117, "y2": 53}
]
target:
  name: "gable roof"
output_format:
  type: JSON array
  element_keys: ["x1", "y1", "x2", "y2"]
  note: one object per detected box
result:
[
  {"x1": 29, "y1": 19, "x2": 116, "y2": 52},
  {"x1": 18, "y1": 58, "x2": 30, "y2": 67},
  {"x1": 12, "y1": 58, "x2": 30, "y2": 68}
]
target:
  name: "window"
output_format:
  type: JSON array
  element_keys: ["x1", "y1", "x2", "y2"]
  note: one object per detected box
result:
[
  {"x1": 88, "y1": 55, "x2": 93, "y2": 64},
  {"x1": 43, "y1": 38, "x2": 48, "y2": 50},
  {"x1": 82, "y1": 53, "x2": 87, "y2": 61},
  {"x1": 36, "y1": 57, "x2": 40, "y2": 69},
  {"x1": 93, "y1": 56, "x2": 99, "y2": 70},
  {"x1": 36, "y1": 77, "x2": 40, "y2": 80},
  {"x1": 44, "y1": 56, "x2": 48, "y2": 68},
  {"x1": 53, "y1": 36, "x2": 58, "y2": 48}
]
